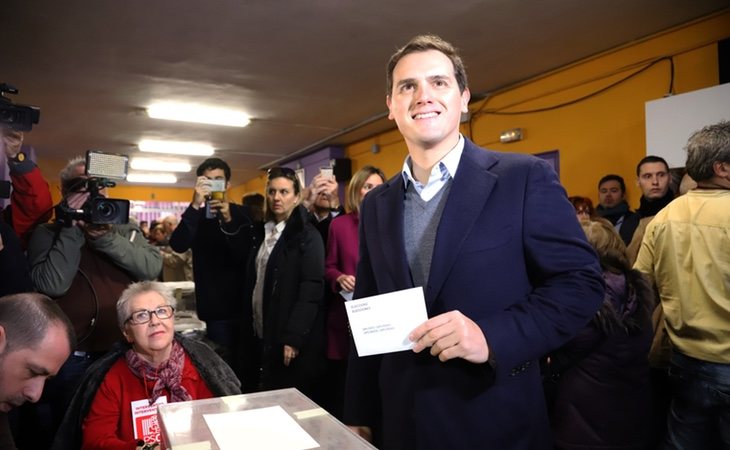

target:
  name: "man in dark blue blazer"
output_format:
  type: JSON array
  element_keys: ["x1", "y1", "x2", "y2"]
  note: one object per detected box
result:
[{"x1": 343, "y1": 35, "x2": 604, "y2": 450}]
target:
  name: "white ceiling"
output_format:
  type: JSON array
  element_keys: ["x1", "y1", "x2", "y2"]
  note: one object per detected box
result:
[{"x1": 2, "y1": 0, "x2": 728, "y2": 186}]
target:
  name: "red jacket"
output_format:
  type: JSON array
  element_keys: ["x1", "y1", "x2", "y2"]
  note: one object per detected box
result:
[
  {"x1": 324, "y1": 212, "x2": 359, "y2": 360},
  {"x1": 82, "y1": 353, "x2": 213, "y2": 450},
  {"x1": 5, "y1": 156, "x2": 52, "y2": 247}
]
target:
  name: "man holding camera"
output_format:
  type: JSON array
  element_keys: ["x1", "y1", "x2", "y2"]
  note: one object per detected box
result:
[
  {"x1": 169, "y1": 157, "x2": 253, "y2": 385},
  {"x1": 1, "y1": 125, "x2": 53, "y2": 247},
  {"x1": 23, "y1": 155, "x2": 161, "y2": 447}
]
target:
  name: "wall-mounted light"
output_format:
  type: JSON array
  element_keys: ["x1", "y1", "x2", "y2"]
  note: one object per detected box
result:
[
  {"x1": 499, "y1": 128, "x2": 523, "y2": 143},
  {"x1": 147, "y1": 102, "x2": 250, "y2": 127},
  {"x1": 138, "y1": 139, "x2": 214, "y2": 156},
  {"x1": 371, "y1": 143, "x2": 380, "y2": 154}
]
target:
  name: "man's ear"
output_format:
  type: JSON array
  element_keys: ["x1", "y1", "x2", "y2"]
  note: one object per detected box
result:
[
  {"x1": 0, "y1": 325, "x2": 7, "y2": 354},
  {"x1": 713, "y1": 161, "x2": 729, "y2": 178},
  {"x1": 386, "y1": 96, "x2": 394, "y2": 121},
  {"x1": 461, "y1": 88, "x2": 471, "y2": 113}
]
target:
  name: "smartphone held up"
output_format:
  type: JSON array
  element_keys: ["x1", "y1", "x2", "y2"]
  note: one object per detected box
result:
[{"x1": 205, "y1": 179, "x2": 226, "y2": 219}]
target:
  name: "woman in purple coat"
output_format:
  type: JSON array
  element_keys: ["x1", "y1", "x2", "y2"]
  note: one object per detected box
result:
[
  {"x1": 323, "y1": 165, "x2": 384, "y2": 418},
  {"x1": 545, "y1": 218, "x2": 654, "y2": 450}
]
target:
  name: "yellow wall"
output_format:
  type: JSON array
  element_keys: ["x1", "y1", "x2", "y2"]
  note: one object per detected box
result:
[
  {"x1": 236, "y1": 173, "x2": 268, "y2": 200},
  {"x1": 341, "y1": 11, "x2": 730, "y2": 209}
]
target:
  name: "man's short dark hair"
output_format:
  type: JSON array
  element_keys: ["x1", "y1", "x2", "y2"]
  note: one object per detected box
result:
[
  {"x1": 0, "y1": 292, "x2": 76, "y2": 352},
  {"x1": 196, "y1": 158, "x2": 231, "y2": 181},
  {"x1": 598, "y1": 174, "x2": 626, "y2": 193},
  {"x1": 386, "y1": 34, "x2": 468, "y2": 96},
  {"x1": 684, "y1": 120, "x2": 730, "y2": 182},
  {"x1": 636, "y1": 155, "x2": 669, "y2": 176}
]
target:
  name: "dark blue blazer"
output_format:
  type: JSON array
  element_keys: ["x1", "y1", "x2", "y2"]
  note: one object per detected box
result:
[{"x1": 344, "y1": 139, "x2": 604, "y2": 450}]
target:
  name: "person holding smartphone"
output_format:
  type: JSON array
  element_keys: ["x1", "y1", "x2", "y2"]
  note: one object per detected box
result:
[
  {"x1": 168, "y1": 158, "x2": 253, "y2": 385},
  {"x1": 302, "y1": 167, "x2": 343, "y2": 245}
]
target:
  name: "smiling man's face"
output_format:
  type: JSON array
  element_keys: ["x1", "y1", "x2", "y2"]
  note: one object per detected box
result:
[{"x1": 386, "y1": 50, "x2": 469, "y2": 153}]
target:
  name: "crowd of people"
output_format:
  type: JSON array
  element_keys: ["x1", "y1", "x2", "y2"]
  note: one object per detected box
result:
[{"x1": 0, "y1": 34, "x2": 728, "y2": 450}]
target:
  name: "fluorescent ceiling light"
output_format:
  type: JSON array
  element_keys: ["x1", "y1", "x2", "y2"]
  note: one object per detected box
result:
[
  {"x1": 130, "y1": 158, "x2": 191, "y2": 172},
  {"x1": 147, "y1": 102, "x2": 251, "y2": 127},
  {"x1": 138, "y1": 139, "x2": 214, "y2": 156},
  {"x1": 126, "y1": 173, "x2": 178, "y2": 184}
]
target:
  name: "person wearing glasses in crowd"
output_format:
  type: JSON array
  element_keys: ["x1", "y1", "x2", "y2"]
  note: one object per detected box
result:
[
  {"x1": 241, "y1": 167, "x2": 326, "y2": 402},
  {"x1": 52, "y1": 281, "x2": 240, "y2": 450}
]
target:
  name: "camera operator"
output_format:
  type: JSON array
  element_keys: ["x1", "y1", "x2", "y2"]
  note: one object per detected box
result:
[
  {"x1": 0, "y1": 125, "x2": 53, "y2": 247},
  {"x1": 169, "y1": 157, "x2": 253, "y2": 384},
  {"x1": 22, "y1": 156, "x2": 161, "y2": 448}
]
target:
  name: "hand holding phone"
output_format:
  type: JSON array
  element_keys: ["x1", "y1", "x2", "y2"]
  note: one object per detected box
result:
[{"x1": 320, "y1": 167, "x2": 333, "y2": 180}]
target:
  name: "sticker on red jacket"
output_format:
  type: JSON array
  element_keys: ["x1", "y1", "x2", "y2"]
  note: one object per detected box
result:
[{"x1": 131, "y1": 396, "x2": 168, "y2": 444}]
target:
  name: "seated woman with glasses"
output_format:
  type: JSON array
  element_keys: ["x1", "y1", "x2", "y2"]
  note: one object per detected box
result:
[
  {"x1": 52, "y1": 281, "x2": 240, "y2": 450},
  {"x1": 242, "y1": 167, "x2": 325, "y2": 402}
]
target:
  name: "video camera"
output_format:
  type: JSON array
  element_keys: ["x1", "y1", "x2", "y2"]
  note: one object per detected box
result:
[
  {"x1": 0, "y1": 83, "x2": 40, "y2": 132},
  {"x1": 55, "y1": 151, "x2": 131, "y2": 227},
  {"x1": 1, "y1": 83, "x2": 39, "y2": 201}
]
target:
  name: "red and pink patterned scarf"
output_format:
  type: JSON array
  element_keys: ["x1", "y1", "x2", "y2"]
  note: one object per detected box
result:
[{"x1": 125, "y1": 340, "x2": 192, "y2": 405}]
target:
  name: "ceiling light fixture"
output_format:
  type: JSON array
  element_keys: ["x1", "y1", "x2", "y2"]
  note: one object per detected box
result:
[
  {"x1": 147, "y1": 102, "x2": 251, "y2": 127},
  {"x1": 126, "y1": 173, "x2": 178, "y2": 184},
  {"x1": 130, "y1": 158, "x2": 191, "y2": 172},
  {"x1": 138, "y1": 139, "x2": 214, "y2": 156}
]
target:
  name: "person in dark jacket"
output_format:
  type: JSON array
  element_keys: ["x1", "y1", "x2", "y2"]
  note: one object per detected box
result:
[
  {"x1": 243, "y1": 167, "x2": 326, "y2": 403},
  {"x1": 169, "y1": 157, "x2": 253, "y2": 381},
  {"x1": 545, "y1": 218, "x2": 654, "y2": 450},
  {"x1": 595, "y1": 174, "x2": 640, "y2": 245},
  {"x1": 0, "y1": 221, "x2": 33, "y2": 297}
]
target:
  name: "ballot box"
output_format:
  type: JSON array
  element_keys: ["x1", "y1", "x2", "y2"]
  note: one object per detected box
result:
[{"x1": 158, "y1": 388, "x2": 376, "y2": 449}]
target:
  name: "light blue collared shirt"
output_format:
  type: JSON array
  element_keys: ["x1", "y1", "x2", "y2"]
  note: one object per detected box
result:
[{"x1": 401, "y1": 135, "x2": 464, "y2": 201}]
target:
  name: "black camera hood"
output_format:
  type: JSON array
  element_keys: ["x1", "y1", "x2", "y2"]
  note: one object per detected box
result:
[{"x1": 0, "y1": 83, "x2": 40, "y2": 132}]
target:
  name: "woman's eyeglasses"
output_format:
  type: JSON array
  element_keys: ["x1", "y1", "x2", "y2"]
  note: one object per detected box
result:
[{"x1": 125, "y1": 305, "x2": 175, "y2": 325}]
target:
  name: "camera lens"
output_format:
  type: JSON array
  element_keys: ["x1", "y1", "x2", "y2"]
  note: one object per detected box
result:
[{"x1": 96, "y1": 200, "x2": 117, "y2": 220}]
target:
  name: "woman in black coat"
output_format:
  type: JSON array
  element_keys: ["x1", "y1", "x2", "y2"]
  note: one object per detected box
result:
[
  {"x1": 544, "y1": 218, "x2": 654, "y2": 450},
  {"x1": 243, "y1": 167, "x2": 326, "y2": 401}
]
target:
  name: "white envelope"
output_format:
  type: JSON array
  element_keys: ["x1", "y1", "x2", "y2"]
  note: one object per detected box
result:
[{"x1": 345, "y1": 287, "x2": 428, "y2": 357}]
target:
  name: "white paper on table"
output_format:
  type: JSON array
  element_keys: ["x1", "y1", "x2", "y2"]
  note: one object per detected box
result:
[
  {"x1": 203, "y1": 405, "x2": 319, "y2": 450},
  {"x1": 345, "y1": 286, "x2": 428, "y2": 357}
]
